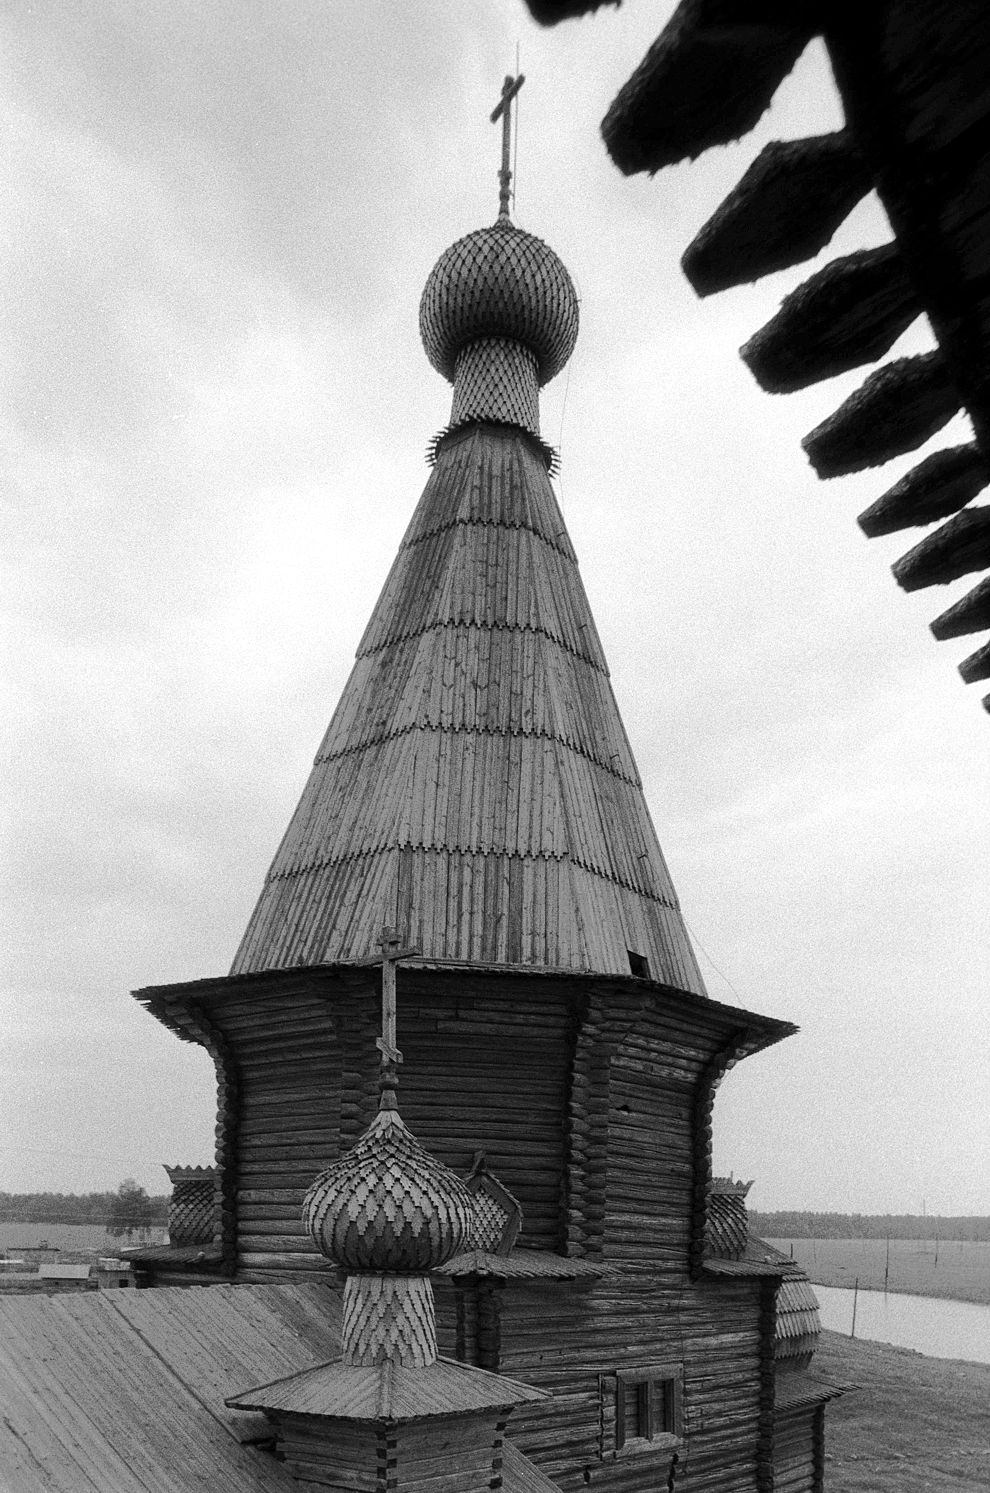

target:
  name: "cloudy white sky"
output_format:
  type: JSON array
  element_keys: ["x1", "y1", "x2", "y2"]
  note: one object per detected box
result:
[{"x1": 3, "y1": 2, "x2": 987, "y2": 1214}]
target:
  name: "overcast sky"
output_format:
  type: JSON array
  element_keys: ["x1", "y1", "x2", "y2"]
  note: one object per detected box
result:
[{"x1": 3, "y1": 1, "x2": 987, "y2": 1215}]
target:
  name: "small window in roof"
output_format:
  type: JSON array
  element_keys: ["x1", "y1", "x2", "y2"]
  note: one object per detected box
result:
[{"x1": 627, "y1": 949, "x2": 650, "y2": 979}]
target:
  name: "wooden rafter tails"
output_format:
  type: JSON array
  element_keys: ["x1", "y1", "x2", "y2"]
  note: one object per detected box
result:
[
  {"x1": 858, "y1": 443, "x2": 990, "y2": 538},
  {"x1": 682, "y1": 131, "x2": 871, "y2": 296},
  {"x1": 523, "y1": 0, "x2": 617, "y2": 22},
  {"x1": 958, "y1": 638, "x2": 990, "y2": 685},
  {"x1": 741, "y1": 244, "x2": 919, "y2": 395},
  {"x1": 801, "y1": 351, "x2": 961, "y2": 478},
  {"x1": 891, "y1": 507, "x2": 990, "y2": 593},
  {"x1": 930, "y1": 573, "x2": 990, "y2": 640},
  {"x1": 600, "y1": 2, "x2": 817, "y2": 176}
]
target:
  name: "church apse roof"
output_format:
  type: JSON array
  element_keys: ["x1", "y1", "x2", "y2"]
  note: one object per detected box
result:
[{"x1": 232, "y1": 208, "x2": 705, "y2": 992}]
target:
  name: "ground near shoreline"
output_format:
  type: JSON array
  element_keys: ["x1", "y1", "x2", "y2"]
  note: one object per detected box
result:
[
  {"x1": 766, "y1": 1237, "x2": 990, "y2": 1305},
  {"x1": 815, "y1": 1330, "x2": 990, "y2": 1491}
]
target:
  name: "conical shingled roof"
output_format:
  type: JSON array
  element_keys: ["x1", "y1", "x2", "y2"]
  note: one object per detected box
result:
[
  {"x1": 233, "y1": 425, "x2": 703, "y2": 988},
  {"x1": 233, "y1": 218, "x2": 704, "y2": 990}
]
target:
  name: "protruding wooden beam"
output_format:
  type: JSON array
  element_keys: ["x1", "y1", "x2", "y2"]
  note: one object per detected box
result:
[
  {"x1": 930, "y1": 575, "x2": 990, "y2": 640},
  {"x1": 958, "y1": 639, "x2": 990, "y2": 685},
  {"x1": 802, "y1": 352, "x2": 961, "y2": 478},
  {"x1": 858, "y1": 444, "x2": 990, "y2": 538},
  {"x1": 892, "y1": 508, "x2": 990, "y2": 592},
  {"x1": 741, "y1": 245, "x2": 919, "y2": 394},
  {"x1": 602, "y1": 3, "x2": 816, "y2": 176},
  {"x1": 523, "y1": 0, "x2": 617, "y2": 21},
  {"x1": 683, "y1": 132, "x2": 871, "y2": 296}
]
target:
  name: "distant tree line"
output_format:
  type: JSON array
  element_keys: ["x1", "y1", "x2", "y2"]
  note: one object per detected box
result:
[
  {"x1": 0, "y1": 1181, "x2": 169, "y2": 1234},
  {"x1": 750, "y1": 1211, "x2": 990, "y2": 1241}
]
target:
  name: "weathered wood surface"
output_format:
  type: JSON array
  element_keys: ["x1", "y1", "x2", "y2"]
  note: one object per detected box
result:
[
  {"x1": 741, "y1": 245, "x2": 919, "y2": 395},
  {"x1": 802, "y1": 352, "x2": 960, "y2": 478},
  {"x1": 136, "y1": 962, "x2": 797, "y2": 1488},
  {"x1": 601, "y1": 7, "x2": 814, "y2": 176},
  {"x1": 930, "y1": 572, "x2": 990, "y2": 638},
  {"x1": 892, "y1": 505, "x2": 990, "y2": 592},
  {"x1": 0, "y1": 1284, "x2": 342, "y2": 1493},
  {"x1": 231, "y1": 425, "x2": 704, "y2": 991},
  {"x1": 958, "y1": 638, "x2": 990, "y2": 684},
  {"x1": 682, "y1": 132, "x2": 870, "y2": 296},
  {"x1": 858, "y1": 443, "x2": 990, "y2": 537}
]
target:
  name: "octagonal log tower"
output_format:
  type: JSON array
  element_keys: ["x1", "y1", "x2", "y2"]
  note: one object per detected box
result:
[{"x1": 135, "y1": 203, "x2": 803, "y2": 1492}]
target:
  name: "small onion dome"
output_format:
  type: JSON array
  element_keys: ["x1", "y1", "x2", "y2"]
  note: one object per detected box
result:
[
  {"x1": 303, "y1": 1108, "x2": 474, "y2": 1274},
  {"x1": 420, "y1": 219, "x2": 579, "y2": 387}
]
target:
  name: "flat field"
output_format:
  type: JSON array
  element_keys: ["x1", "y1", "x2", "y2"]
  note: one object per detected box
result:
[
  {"x1": 766, "y1": 1237, "x2": 990, "y2": 1305},
  {"x1": 817, "y1": 1330, "x2": 990, "y2": 1491},
  {"x1": 0, "y1": 1222, "x2": 166, "y2": 1255}
]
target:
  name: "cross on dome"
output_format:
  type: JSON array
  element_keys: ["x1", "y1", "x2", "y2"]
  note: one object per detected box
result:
[{"x1": 490, "y1": 73, "x2": 525, "y2": 221}]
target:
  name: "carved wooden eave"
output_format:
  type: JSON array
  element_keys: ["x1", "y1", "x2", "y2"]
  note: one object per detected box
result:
[
  {"x1": 801, "y1": 353, "x2": 961, "y2": 478},
  {"x1": 523, "y1": 0, "x2": 990, "y2": 711},
  {"x1": 891, "y1": 507, "x2": 990, "y2": 593},
  {"x1": 682, "y1": 132, "x2": 871, "y2": 295},
  {"x1": 600, "y1": 2, "x2": 817, "y2": 176},
  {"x1": 931, "y1": 573, "x2": 990, "y2": 640},
  {"x1": 858, "y1": 444, "x2": 990, "y2": 538},
  {"x1": 741, "y1": 244, "x2": 920, "y2": 394}
]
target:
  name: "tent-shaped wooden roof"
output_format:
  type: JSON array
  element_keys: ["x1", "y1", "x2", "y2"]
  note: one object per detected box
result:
[{"x1": 233, "y1": 419, "x2": 705, "y2": 991}]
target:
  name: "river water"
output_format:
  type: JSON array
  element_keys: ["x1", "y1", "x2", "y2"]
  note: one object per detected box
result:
[{"x1": 814, "y1": 1283, "x2": 990, "y2": 1364}]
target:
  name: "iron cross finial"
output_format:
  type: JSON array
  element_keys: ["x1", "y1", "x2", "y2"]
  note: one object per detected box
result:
[
  {"x1": 490, "y1": 73, "x2": 525, "y2": 221},
  {"x1": 375, "y1": 924, "x2": 419, "y2": 1104}
]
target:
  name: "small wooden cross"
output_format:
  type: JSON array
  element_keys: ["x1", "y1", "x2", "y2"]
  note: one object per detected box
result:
[
  {"x1": 375, "y1": 925, "x2": 419, "y2": 1081},
  {"x1": 490, "y1": 73, "x2": 525, "y2": 221}
]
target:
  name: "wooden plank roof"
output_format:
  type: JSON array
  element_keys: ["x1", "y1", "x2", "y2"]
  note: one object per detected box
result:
[
  {"x1": 233, "y1": 424, "x2": 706, "y2": 990},
  {"x1": 0, "y1": 1282, "x2": 557, "y2": 1492}
]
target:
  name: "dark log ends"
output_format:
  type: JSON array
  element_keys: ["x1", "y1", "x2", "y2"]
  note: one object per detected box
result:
[
  {"x1": 858, "y1": 443, "x2": 990, "y2": 537},
  {"x1": 958, "y1": 638, "x2": 990, "y2": 684},
  {"x1": 892, "y1": 506, "x2": 990, "y2": 592},
  {"x1": 601, "y1": 7, "x2": 814, "y2": 176},
  {"x1": 930, "y1": 573, "x2": 990, "y2": 639},
  {"x1": 682, "y1": 131, "x2": 871, "y2": 296},
  {"x1": 802, "y1": 352, "x2": 961, "y2": 478},
  {"x1": 522, "y1": 0, "x2": 618, "y2": 23},
  {"x1": 741, "y1": 244, "x2": 919, "y2": 394}
]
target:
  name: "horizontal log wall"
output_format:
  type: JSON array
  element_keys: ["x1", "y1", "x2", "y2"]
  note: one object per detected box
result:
[
  {"x1": 175, "y1": 966, "x2": 797, "y2": 1491},
  {"x1": 207, "y1": 984, "x2": 346, "y2": 1281},
  {"x1": 772, "y1": 1404, "x2": 818, "y2": 1493},
  {"x1": 396, "y1": 977, "x2": 576, "y2": 1250},
  {"x1": 498, "y1": 1277, "x2": 764, "y2": 1493}
]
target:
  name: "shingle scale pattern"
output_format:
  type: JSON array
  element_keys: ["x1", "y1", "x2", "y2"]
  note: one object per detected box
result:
[{"x1": 420, "y1": 221, "x2": 579, "y2": 386}]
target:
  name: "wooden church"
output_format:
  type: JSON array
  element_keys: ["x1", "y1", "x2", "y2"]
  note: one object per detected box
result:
[{"x1": 0, "y1": 84, "x2": 839, "y2": 1493}]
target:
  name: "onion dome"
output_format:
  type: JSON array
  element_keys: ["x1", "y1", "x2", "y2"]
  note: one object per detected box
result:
[
  {"x1": 420, "y1": 219, "x2": 579, "y2": 387},
  {"x1": 303, "y1": 1107, "x2": 473, "y2": 1273}
]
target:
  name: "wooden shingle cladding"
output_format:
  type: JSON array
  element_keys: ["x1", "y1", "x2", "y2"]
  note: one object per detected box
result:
[
  {"x1": 232, "y1": 425, "x2": 705, "y2": 986},
  {"x1": 527, "y1": 0, "x2": 990, "y2": 709}
]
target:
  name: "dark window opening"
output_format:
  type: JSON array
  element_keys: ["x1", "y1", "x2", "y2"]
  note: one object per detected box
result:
[
  {"x1": 627, "y1": 949, "x2": 650, "y2": 980},
  {"x1": 615, "y1": 1366, "x2": 683, "y2": 1453}
]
